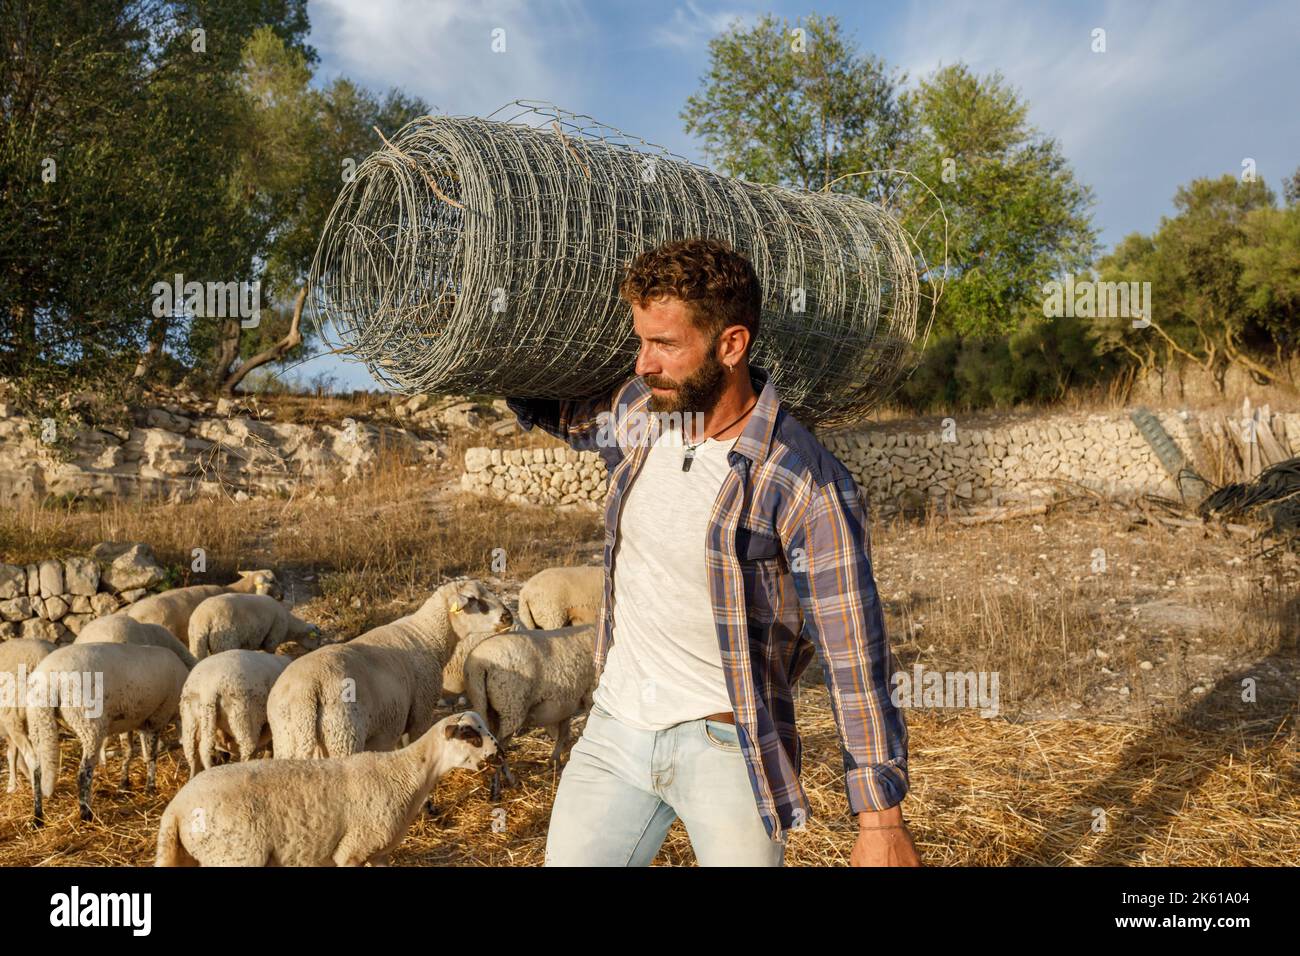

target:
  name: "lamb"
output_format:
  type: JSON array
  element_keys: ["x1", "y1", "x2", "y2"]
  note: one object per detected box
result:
[
  {"x1": 155, "y1": 710, "x2": 498, "y2": 866},
  {"x1": 0, "y1": 638, "x2": 56, "y2": 794},
  {"x1": 179, "y1": 650, "x2": 291, "y2": 776},
  {"x1": 515, "y1": 566, "x2": 605, "y2": 629},
  {"x1": 26, "y1": 642, "x2": 189, "y2": 825},
  {"x1": 125, "y1": 570, "x2": 283, "y2": 645},
  {"x1": 76, "y1": 613, "x2": 199, "y2": 669},
  {"x1": 267, "y1": 578, "x2": 512, "y2": 760},
  {"x1": 187, "y1": 593, "x2": 321, "y2": 661},
  {"x1": 462, "y1": 623, "x2": 599, "y2": 800}
]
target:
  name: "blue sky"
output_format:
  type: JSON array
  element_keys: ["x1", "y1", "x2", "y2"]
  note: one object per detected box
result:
[{"x1": 291, "y1": 0, "x2": 1300, "y2": 391}]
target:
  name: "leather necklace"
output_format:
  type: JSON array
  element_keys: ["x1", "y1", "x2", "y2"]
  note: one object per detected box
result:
[{"x1": 681, "y1": 396, "x2": 758, "y2": 472}]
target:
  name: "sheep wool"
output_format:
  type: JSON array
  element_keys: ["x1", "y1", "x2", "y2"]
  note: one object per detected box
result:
[
  {"x1": 0, "y1": 638, "x2": 56, "y2": 795},
  {"x1": 267, "y1": 578, "x2": 512, "y2": 760},
  {"x1": 516, "y1": 566, "x2": 605, "y2": 630},
  {"x1": 125, "y1": 570, "x2": 282, "y2": 644},
  {"x1": 155, "y1": 711, "x2": 498, "y2": 866},
  {"x1": 180, "y1": 650, "x2": 292, "y2": 776},
  {"x1": 187, "y1": 593, "x2": 320, "y2": 660},
  {"x1": 76, "y1": 613, "x2": 199, "y2": 669},
  {"x1": 462, "y1": 623, "x2": 599, "y2": 797},
  {"x1": 26, "y1": 642, "x2": 188, "y2": 826}
]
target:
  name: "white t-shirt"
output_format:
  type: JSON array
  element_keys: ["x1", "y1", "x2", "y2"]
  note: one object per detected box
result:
[{"x1": 592, "y1": 425, "x2": 739, "y2": 730}]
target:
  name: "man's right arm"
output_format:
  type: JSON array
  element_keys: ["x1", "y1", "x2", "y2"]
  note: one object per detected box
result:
[{"x1": 505, "y1": 389, "x2": 622, "y2": 466}]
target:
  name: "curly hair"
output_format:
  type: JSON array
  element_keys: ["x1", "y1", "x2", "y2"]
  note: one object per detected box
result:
[{"x1": 618, "y1": 238, "x2": 762, "y2": 347}]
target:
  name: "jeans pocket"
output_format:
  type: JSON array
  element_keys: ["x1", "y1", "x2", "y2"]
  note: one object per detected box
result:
[{"x1": 702, "y1": 719, "x2": 742, "y2": 752}]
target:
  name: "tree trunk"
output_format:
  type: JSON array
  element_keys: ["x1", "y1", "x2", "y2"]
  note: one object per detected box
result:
[
  {"x1": 221, "y1": 285, "x2": 307, "y2": 395},
  {"x1": 213, "y1": 317, "x2": 242, "y2": 385},
  {"x1": 134, "y1": 309, "x2": 175, "y2": 380}
]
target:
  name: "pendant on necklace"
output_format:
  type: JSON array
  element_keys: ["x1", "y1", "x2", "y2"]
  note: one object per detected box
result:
[{"x1": 682, "y1": 445, "x2": 696, "y2": 472}]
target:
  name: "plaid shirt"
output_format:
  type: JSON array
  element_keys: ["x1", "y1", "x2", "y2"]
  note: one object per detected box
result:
[{"x1": 507, "y1": 364, "x2": 908, "y2": 842}]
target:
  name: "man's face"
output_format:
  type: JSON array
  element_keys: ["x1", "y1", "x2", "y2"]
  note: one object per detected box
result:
[{"x1": 632, "y1": 297, "x2": 728, "y2": 415}]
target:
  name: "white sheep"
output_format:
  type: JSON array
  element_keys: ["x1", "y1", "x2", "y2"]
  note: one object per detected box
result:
[
  {"x1": 76, "y1": 612, "x2": 198, "y2": 669},
  {"x1": 125, "y1": 570, "x2": 282, "y2": 645},
  {"x1": 187, "y1": 593, "x2": 321, "y2": 660},
  {"x1": 267, "y1": 578, "x2": 512, "y2": 760},
  {"x1": 0, "y1": 638, "x2": 56, "y2": 794},
  {"x1": 155, "y1": 710, "x2": 498, "y2": 866},
  {"x1": 462, "y1": 623, "x2": 599, "y2": 800},
  {"x1": 179, "y1": 650, "x2": 291, "y2": 777},
  {"x1": 26, "y1": 642, "x2": 189, "y2": 825},
  {"x1": 439, "y1": 630, "x2": 501, "y2": 707},
  {"x1": 515, "y1": 566, "x2": 605, "y2": 629},
  {"x1": 74, "y1": 614, "x2": 196, "y2": 769}
]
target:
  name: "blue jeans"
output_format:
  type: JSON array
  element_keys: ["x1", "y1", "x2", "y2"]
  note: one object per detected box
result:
[{"x1": 544, "y1": 700, "x2": 787, "y2": 866}]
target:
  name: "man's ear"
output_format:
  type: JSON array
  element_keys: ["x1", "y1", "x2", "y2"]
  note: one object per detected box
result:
[{"x1": 717, "y1": 324, "x2": 750, "y2": 366}]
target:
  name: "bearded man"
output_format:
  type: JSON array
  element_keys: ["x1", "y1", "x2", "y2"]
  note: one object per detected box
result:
[{"x1": 506, "y1": 237, "x2": 918, "y2": 867}]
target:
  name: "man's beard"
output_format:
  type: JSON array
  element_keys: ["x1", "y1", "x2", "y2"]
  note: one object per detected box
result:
[{"x1": 644, "y1": 347, "x2": 728, "y2": 416}]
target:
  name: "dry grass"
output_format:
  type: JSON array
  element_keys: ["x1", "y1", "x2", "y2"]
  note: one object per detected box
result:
[
  {"x1": 2, "y1": 681, "x2": 1294, "y2": 866},
  {"x1": 1, "y1": 444, "x2": 1297, "y2": 866}
]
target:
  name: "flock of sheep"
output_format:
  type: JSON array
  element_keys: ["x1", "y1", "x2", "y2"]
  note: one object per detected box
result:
[{"x1": 0, "y1": 563, "x2": 607, "y2": 866}]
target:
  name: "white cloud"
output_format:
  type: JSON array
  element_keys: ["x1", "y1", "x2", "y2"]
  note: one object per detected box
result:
[
  {"x1": 309, "y1": 0, "x2": 593, "y2": 116},
  {"x1": 648, "y1": 1, "x2": 751, "y2": 51},
  {"x1": 888, "y1": 0, "x2": 1300, "y2": 246}
]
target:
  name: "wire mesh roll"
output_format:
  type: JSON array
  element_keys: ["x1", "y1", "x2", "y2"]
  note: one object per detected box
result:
[{"x1": 308, "y1": 101, "x2": 929, "y2": 428}]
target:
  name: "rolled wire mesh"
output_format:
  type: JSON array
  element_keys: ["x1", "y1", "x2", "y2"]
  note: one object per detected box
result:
[{"x1": 308, "y1": 101, "x2": 934, "y2": 428}]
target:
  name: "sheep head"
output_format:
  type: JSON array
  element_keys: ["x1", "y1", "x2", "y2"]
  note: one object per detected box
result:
[
  {"x1": 286, "y1": 614, "x2": 323, "y2": 650},
  {"x1": 438, "y1": 579, "x2": 514, "y2": 640},
  {"x1": 437, "y1": 711, "x2": 500, "y2": 772},
  {"x1": 235, "y1": 569, "x2": 283, "y2": 600}
]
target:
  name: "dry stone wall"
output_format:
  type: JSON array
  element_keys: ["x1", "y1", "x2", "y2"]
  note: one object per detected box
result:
[
  {"x1": 0, "y1": 398, "x2": 445, "y2": 506},
  {"x1": 0, "y1": 542, "x2": 170, "y2": 643},
  {"x1": 460, "y1": 408, "x2": 1300, "y2": 513}
]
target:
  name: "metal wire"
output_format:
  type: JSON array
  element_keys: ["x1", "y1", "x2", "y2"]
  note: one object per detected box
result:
[{"x1": 307, "y1": 100, "x2": 936, "y2": 427}]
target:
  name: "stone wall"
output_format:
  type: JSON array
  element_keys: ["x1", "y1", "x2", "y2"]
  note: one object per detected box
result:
[
  {"x1": 459, "y1": 408, "x2": 1300, "y2": 513},
  {"x1": 0, "y1": 542, "x2": 171, "y2": 643},
  {"x1": 460, "y1": 446, "x2": 608, "y2": 508},
  {"x1": 0, "y1": 398, "x2": 445, "y2": 506}
]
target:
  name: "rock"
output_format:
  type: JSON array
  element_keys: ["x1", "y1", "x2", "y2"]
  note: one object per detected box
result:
[
  {"x1": 70, "y1": 594, "x2": 92, "y2": 614},
  {"x1": 91, "y1": 541, "x2": 140, "y2": 561},
  {"x1": 90, "y1": 592, "x2": 121, "y2": 616},
  {"x1": 0, "y1": 621, "x2": 16, "y2": 640},
  {"x1": 0, "y1": 563, "x2": 26, "y2": 599},
  {"x1": 463, "y1": 447, "x2": 491, "y2": 472},
  {"x1": 62, "y1": 613, "x2": 92, "y2": 635},
  {"x1": 145, "y1": 407, "x2": 193, "y2": 433},
  {"x1": 38, "y1": 559, "x2": 64, "y2": 598},
  {"x1": 20, "y1": 618, "x2": 60, "y2": 642},
  {"x1": 44, "y1": 595, "x2": 69, "y2": 621},
  {"x1": 25, "y1": 564, "x2": 39, "y2": 597},
  {"x1": 99, "y1": 542, "x2": 166, "y2": 592},
  {"x1": 0, "y1": 596, "x2": 34, "y2": 622},
  {"x1": 63, "y1": 556, "x2": 99, "y2": 595},
  {"x1": 118, "y1": 588, "x2": 149, "y2": 604}
]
